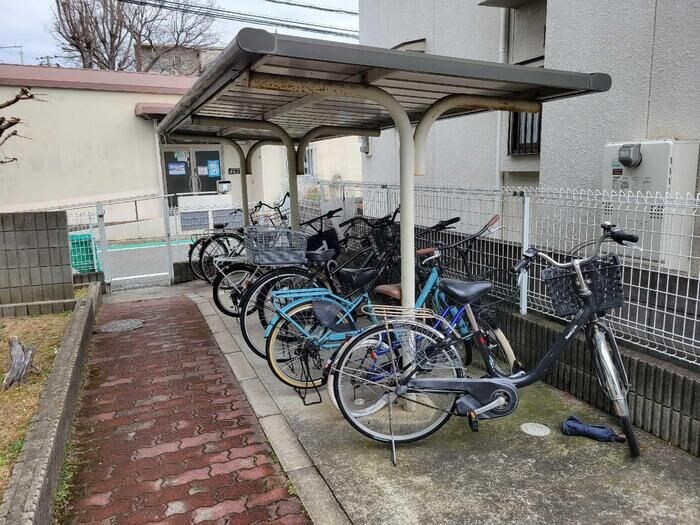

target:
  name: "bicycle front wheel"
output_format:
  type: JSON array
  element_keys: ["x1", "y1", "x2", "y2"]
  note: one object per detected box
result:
[
  {"x1": 333, "y1": 321, "x2": 463, "y2": 444},
  {"x1": 199, "y1": 233, "x2": 244, "y2": 284},
  {"x1": 188, "y1": 237, "x2": 207, "y2": 280}
]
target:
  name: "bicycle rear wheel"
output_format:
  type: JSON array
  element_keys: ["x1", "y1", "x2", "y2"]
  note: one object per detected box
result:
[
  {"x1": 188, "y1": 238, "x2": 207, "y2": 280},
  {"x1": 266, "y1": 301, "x2": 343, "y2": 389},
  {"x1": 333, "y1": 321, "x2": 463, "y2": 444},
  {"x1": 199, "y1": 233, "x2": 244, "y2": 284},
  {"x1": 212, "y1": 262, "x2": 259, "y2": 318}
]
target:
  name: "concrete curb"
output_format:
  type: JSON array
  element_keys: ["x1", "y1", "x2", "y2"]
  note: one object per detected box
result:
[
  {"x1": 0, "y1": 282, "x2": 102, "y2": 525},
  {"x1": 189, "y1": 293, "x2": 351, "y2": 525}
]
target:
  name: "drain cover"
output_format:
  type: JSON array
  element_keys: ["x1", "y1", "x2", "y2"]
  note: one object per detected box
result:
[
  {"x1": 100, "y1": 319, "x2": 144, "y2": 332},
  {"x1": 520, "y1": 422, "x2": 551, "y2": 437}
]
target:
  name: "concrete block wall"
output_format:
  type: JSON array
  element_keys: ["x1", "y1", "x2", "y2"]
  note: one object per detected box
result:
[
  {"x1": 173, "y1": 261, "x2": 197, "y2": 284},
  {"x1": 0, "y1": 211, "x2": 74, "y2": 317},
  {"x1": 501, "y1": 311, "x2": 699, "y2": 457}
]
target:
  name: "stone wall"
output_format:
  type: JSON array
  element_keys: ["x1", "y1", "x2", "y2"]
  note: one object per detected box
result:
[
  {"x1": 501, "y1": 311, "x2": 699, "y2": 457},
  {"x1": 0, "y1": 212, "x2": 74, "y2": 317}
]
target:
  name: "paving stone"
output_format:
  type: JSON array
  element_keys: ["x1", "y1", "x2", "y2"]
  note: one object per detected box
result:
[{"x1": 67, "y1": 295, "x2": 309, "y2": 525}]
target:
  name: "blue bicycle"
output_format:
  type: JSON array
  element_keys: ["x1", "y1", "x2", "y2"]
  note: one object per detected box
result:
[{"x1": 263, "y1": 216, "x2": 516, "y2": 391}]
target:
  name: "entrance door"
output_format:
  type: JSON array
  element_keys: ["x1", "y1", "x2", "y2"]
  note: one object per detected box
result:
[{"x1": 162, "y1": 145, "x2": 223, "y2": 200}]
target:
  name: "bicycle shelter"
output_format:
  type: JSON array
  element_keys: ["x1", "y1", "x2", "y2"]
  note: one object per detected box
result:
[{"x1": 158, "y1": 27, "x2": 611, "y2": 306}]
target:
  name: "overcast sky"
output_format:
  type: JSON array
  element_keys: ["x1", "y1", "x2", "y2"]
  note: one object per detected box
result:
[{"x1": 0, "y1": 0, "x2": 358, "y2": 66}]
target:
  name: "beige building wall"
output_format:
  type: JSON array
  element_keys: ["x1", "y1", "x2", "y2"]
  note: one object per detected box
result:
[
  {"x1": 0, "y1": 86, "x2": 179, "y2": 211},
  {"x1": 312, "y1": 136, "x2": 363, "y2": 182}
]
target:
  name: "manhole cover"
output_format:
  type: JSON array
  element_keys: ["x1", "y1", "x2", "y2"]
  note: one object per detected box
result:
[
  {"x1": 520, "y1": 422, "x2": 551, "y2": 437},
  {"x1": 100, "y1": 319, "x2": 144, "y2": 332}
]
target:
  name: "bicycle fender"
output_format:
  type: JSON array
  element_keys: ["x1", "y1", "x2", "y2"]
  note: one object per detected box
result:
[{"x1": 263, "y1": 295, "x2": 349, "y2": 338}]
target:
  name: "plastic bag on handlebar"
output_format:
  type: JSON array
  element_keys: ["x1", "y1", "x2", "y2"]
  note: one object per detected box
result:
[{"x1": 306, "y1": 228, "x2": 341, "y2": 258}]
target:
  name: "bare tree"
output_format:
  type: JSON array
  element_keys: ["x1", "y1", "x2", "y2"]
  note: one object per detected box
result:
[
  {"x1": 127, "y1": 0, "x2": 218, "y2": 73},
  {"x1": 0, "y1": 87, "x2": 35, "y2": 165},
  {"x1": 53, "y1": 0, "x2": 218, "y2": 73},
  {"x1": 53, "y1": 0, "x2": 134, "y2": 70}
]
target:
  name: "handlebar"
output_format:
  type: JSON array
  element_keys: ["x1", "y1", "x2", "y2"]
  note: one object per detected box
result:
[{"x1": 511, "y1": 222, "x2": 639, "y2": 273}]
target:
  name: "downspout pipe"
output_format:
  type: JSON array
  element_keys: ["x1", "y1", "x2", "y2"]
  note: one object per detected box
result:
[
  {"x1": 193, "y1": 117, "x2": 300, "y2": 229},
  {"x1": 247, "y1": 72, "x2": 416, "y2": 307},
  {"x1": 414, "y1": 94, "x2": 540, "y2": 177},
  {"x1": 495, "y1": 8, "x2": 510, "y2": 184},
  {"x1": 295, "y1": 126, "x2": 381, "y2": 175}
]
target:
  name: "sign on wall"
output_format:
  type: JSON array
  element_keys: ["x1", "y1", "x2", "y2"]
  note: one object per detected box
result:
[
  {"x1": 167, "y1": 162, "x2": 187, "y2": 176},
  {"x1": 207, "y1": 160, "x2": 221, "y2": 178}
]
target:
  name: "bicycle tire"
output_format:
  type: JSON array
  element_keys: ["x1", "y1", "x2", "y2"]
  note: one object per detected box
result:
[
  {"x1": 212, "y1": 262, "x2": 259, "y2": 318},
  {"x1": 620, "y1": 416, "x2": 641, "y2": 458},
  {"x1": 238, "y1": 267, "x2": 318, "y2": 359},
  {"x1": 188, "y1": 238, "x2": 207, "y2": 280},
  {"x1": 199, "y1": 232, "x2": 244, "y2": 284},
  {"x1": 333, "y1": 321, "x2": 463, "y2": 444},
  {"x1": 266, "y1": 300, "x2": 341, "y2": 389}
]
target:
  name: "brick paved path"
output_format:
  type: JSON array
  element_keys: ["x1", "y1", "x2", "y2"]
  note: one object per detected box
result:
[{"x1": 68, "y1": 296, "x2": 309, "y2": 525}]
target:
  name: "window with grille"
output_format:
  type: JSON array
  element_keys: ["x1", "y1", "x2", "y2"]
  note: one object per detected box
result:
[{"x1": 508, "y1": 110, "x2": 542, "y2": 155}]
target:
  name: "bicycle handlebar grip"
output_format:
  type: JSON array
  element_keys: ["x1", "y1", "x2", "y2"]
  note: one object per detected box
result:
[
  {"x1": 439, "y1": 217, "x2": 461, "y2": 228},
  {"x1": 327, "y1": 207, "x2": 343, "y2": 217},
  {"x1": 339, "y1": 218, "x2": 353, "y2": 228},
  {"x1": 611, "y1": 229, "x2": 639, "y2": 244},
  {"x1": 511, "y1": 258, "x2": 530, "y2": 274}
]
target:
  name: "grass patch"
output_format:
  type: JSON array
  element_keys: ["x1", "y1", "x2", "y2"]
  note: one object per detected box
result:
[
  {"x1": 53, "y1": 441, "x2": 80, "y2": 524},
  {"x1": 0, "y1": 311, "x2": 72, "y2": 499},
  {"x1": 73, "y1": 286, "x2": 88, "y2": 300}
]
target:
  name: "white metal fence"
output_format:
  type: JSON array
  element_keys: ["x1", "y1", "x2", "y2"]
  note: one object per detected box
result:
[{"x1": 299, "y1": 178, "x2": 700, "y2": 367}]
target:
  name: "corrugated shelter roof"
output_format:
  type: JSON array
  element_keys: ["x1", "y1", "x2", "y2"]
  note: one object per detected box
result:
[{"x1": 159, "y1": 28, "x2": 611, "y2": 139}]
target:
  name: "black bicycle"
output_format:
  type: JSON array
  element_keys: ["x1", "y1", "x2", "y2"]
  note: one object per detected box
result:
[{"x1": 332, "y1": 222, "x2": 641, "y2": 460}]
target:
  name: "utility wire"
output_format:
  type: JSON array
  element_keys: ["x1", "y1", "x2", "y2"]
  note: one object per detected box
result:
[
  {"x1": 256, "y1": 0, "x2": 358, "y2": 16},
  {"x1": 117, "y1": 0, "x2": 359, "y2": 38}
]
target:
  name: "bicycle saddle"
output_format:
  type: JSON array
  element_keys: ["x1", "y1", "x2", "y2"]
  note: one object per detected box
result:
[
  {"x1": 438, "y1": 279, "x2": 492, "y2": 305},
  {"x1": 374, "y1": 283, "x2": 401, "y2": 301},
  {"x1": 213, "y1": 222, "x2": 226, "y2": 229},
  {"x1": 305, "y1": 248, "x2": 335, "y2": 263},
  {"x1": 336, "y1": 267, "x2": 380, "y2": 290}
]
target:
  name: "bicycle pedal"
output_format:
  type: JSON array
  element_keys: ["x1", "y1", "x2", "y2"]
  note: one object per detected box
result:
[{"x1": 467, "y1": 411, "x2": 479, "y2": 432}]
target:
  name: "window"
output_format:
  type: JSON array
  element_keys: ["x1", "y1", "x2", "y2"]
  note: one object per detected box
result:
[
  {"x1": 508, "y1": 110, "x2": 542, "y2": 155},
  {"x1": 303, "y1": 147, "x2": 316, "y2": 176}
]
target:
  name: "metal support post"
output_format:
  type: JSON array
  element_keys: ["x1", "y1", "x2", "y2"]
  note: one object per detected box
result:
[
  {"x1": 162, "y1": 197, "x2": 174, "y2": 284},
  {"x1": 520, "y1": 194, "x2": 530, "y2": 315},
  {"x1": 96, "y1": 202, "x2": 110, "y2": 284}
]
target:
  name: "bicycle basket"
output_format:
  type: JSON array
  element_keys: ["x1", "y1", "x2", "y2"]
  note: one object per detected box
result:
[
  {"x1": 244, "y1": 225, "x2": 307, "y2": 266},
  {"x1": 542, "y1": 255, "x2": 624, "y2": 317}
]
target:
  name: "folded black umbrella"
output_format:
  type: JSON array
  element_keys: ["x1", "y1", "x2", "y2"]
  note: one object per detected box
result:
[{"x1": 561, "y1": 415, "x2": 625, "y2": 442}]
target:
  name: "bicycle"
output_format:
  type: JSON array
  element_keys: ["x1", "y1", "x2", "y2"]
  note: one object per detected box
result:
[
  {"x1": 236, "y1": 208, "x2": 401, "y2": 358},
  {"x1": 331, "y1": 222, "x2": 641, "y2": 462},
  {"x1": 198, "y1": 192, "x2": 290, "y2": 284},
  {"x1": 187, "y1": 208, "x2": 244, "y2": 281},
  {"x1": 264, "y1": 217, "x2": 515, "y2": 392}
]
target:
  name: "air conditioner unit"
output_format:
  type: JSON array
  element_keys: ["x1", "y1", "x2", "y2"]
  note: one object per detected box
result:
[{"x1": 602, "y1": 140, "x2": 699, "y2": 273}]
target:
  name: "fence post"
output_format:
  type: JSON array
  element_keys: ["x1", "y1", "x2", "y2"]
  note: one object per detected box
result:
[
  {"x1": 519, "y1": 194, "x2": 530, "y2": 315},
  {"x1": 319, "y1": 179, "x2": 325, "y2": 213},
  {"x1": 96, "y1": 202, "x2": 111, "y2": 284},
  {"x1": 162, "y1": 197, "x2": 174, "y2": 285},
  {"x1": 383, "y1": 184, "x2": 390, "y2": 215}
]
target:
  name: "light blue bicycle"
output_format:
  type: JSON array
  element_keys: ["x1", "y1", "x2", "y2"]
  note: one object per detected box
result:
[{"x1": 263, "y1": 215, "x2": 516, "y2": 393}]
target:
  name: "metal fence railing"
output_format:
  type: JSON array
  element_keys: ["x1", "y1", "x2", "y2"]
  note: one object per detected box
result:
[{"x1": 298, "y1": 178, "x2": 699, "y2": 367}]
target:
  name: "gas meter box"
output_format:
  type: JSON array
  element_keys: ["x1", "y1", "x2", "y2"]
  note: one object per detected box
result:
[
  {"x1": 603, "y1": 140, "x2": 698, "y2": 195},
  {"x1": 602, "y1": 140, "x2": 699, "y2": 274}
]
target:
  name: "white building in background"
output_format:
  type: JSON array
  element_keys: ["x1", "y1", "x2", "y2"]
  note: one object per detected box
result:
[{"x1": 359, "y1": 0, "x2": 700, "y2": 192}]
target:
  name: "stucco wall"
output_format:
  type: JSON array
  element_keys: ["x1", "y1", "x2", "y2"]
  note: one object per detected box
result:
[
  {"x1": 0, "y1": 87, "x2": 182, "y2": 210},
  {"x1": 360, "y1": 0, "x2": 700, "y2": 190},
  {"x1": 359, "y1": 0, "x2": 504, "y2": 187}
]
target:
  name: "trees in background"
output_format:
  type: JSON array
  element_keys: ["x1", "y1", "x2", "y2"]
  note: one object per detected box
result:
[
  {"x1": 52, "y1": 0, "x2": 217, "y2": 72},
  {"x1": 0, "y1": 88, "x2": 36, "y2": 166}
]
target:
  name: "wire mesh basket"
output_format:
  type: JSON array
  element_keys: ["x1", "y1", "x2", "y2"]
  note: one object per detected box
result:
[
  {"x1": 244, "y1": 225, "x2": 307, "y2": 266},
  {"x1": 542, "y1": 255, "x2": 624, "y2": 317}
]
